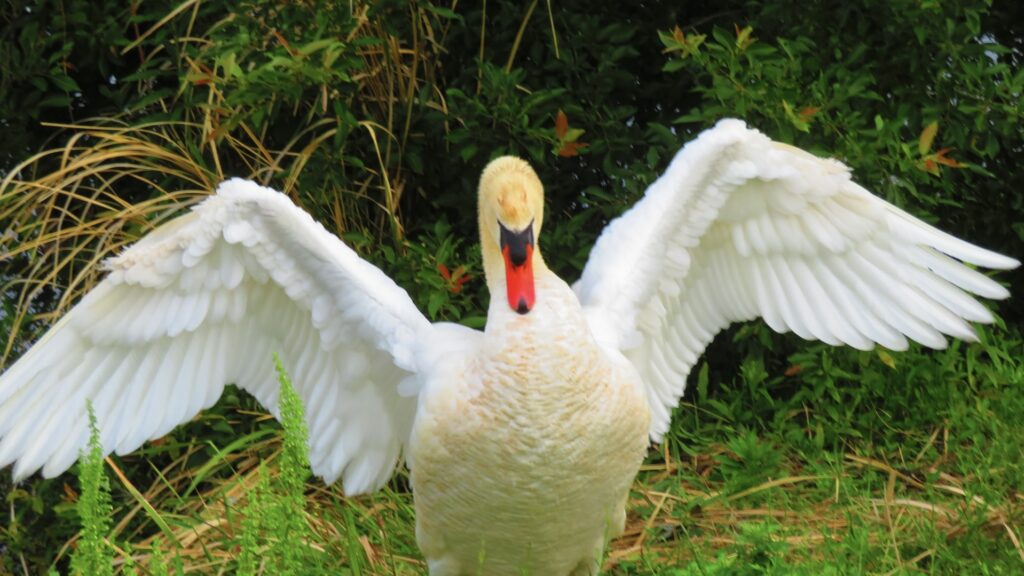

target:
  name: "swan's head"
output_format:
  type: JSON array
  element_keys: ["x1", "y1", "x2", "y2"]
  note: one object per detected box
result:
[{"x1": 478, "y1": 156, "x2": 545, "y2": 315}]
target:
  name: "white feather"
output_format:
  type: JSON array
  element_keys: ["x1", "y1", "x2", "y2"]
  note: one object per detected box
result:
[
  {"x1": 575, "y1": 119, "x2": 1017, "y2": 438},
  {"x1": 0, "y1": 180, "x2": 432, "y2": 492}
]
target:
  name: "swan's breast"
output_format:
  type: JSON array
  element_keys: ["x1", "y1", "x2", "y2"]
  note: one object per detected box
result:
[{"x1": 408, "y1": 278, "x2": 650, "y2": 574}]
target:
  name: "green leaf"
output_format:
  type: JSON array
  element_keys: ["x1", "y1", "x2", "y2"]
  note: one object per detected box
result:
[
  {"x1": 423, "y1": 4, "x2": 463, "y2": 20},
  {"x1": 459, "y1": 144, "x2": 478, "y2": 162},
  {"x1": 782, "y1": 100, "x2": 810, "y2": 132},
  {"x1": 427, "y1": 290, "x2": 446, "y2": 318},
  {"x1": 735, "y1": 25, "x2": 754, "y2": 50},
  {"x1": 126, "y1": 88, "x2": 174, "y2": 111},
  {"x1": 663, "y1": 59, "x2": 688, "y2": 72},
  {"x1": 298, "y1": 38, "x2": 343, "y2": 56},
  {"x1": 38, "y1": 94, "x2": 72, "y2": 108},
  {"x1": 877, "y1": 349, "x2": 897, "y2": 370},
  {"x1": 674, "y1": 111, "x2": 708, "y2": 124},
  {"x1": 461, "y1": 315, "x2": 487, "y2": 329},
  {"x1": 50, "y1": 73, "x2": 80, "y2": 92},
  {"x1": 563, "y1": 127, "x2": 585, "y2": 142}
]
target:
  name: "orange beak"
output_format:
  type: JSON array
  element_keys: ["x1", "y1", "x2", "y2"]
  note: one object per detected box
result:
[{"x1": 500, "y1": 221, "x2": 535, "y2": 314}]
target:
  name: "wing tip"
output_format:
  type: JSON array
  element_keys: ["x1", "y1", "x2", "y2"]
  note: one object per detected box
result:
[
  {"x1": 989, "y1": 283, "x2": 1012, "y2": 301},
  {"x1": 991, "y1": 253, "x2": 1021, "y2": 271},
  {"x1": 11, "y1": 456, "x2": 46, "y2": 484},
  {"x1": 962, "y1": 248, "x2": 1020, "y2": 271}
]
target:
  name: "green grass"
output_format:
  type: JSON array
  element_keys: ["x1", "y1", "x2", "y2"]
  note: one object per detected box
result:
[
  {"x1": 50, "y1": 327, "x2": 1023, "y2": 575},
  {"x1": 610, "y1": 328, "x2": 1024, "y2": 575}
]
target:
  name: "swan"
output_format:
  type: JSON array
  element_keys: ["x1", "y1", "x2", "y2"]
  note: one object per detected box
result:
[{"x1": 0, "y1": 119, "x2": 1017, "y2": 575}]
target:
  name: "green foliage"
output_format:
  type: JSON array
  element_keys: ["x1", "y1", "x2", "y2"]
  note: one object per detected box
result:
[
  {"x1": 0, "y1": 0, "x2": 132, "y2": 165},
  {"x1": 236, "y1": 469, "x2": 269, "y2": 575},
  {"x1": 364, "y1": 217, "x2": 485, "y2": 324},
  {"x1": 678, "y1": 521, "x2": 837, "y2": 576},
  {"x1": 71, "y1": 404, "x2": 113, "y2": 576},
  {"x1": 447, "y1": 62, "x2": 566, "y2": 165},
  {"x1": 653, "y1": 327, "x2": 1024, "y2": 574},
  {"x1": 148, "y1": 540, "x2": 168, "y2": 576},
  {"x1": 118, "y1": 543, "x2": 143, "y2": 576},
  {"x1": 713, "y1": 430, "x2": 784, "y2": 493},
  {"x1": 237, "y1": 356, "x2": 320, "y2": 575},
  {"x1": 658, "y1": 1, "x2": 1024, "y2": 315},
  {"x1": 145, "y1": 537, "x2": 185, "y2": 576}
]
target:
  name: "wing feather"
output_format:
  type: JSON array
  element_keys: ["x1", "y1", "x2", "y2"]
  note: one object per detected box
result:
[
  {"x1": 575, "y1": 119, "x2": 1018, "y2": 440},
  {"x1": 0, "y1": 179, "x2": 433, "y2": 494}
]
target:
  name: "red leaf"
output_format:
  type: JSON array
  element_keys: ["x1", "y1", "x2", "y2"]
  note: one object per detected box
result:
[
  {"x1": 559, "y1": 141, "x2": 589, "y2": 157},
  {"x1": 271, "y1": 29, "x2": 297, "y2": 57},
  {"x1": 734, "y1": 24, "x2": 754, "y2": 49},
  {"x1": 798, "y1": 106, "x2": 820, "y2": 121},
  {"x1": 450, "y1": 274, "x2": 471, "y2": 294},
  {"x1": 555, "y1": 110, "x2": 569, "y2": 140},
  {"x1": 934, "y1": 148, "x2": 962, "y2": 168},
  {"x1": 672, "y1": 25, "x2": 685, "y2": 44},
  {"x1": 436, "y1": 262, "x2": 450, "y2": 280},
  {"x1": 784, "y1": 365, "x2": 803, "y2": 377}
]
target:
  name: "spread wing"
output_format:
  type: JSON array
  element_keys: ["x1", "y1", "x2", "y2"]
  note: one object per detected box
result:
[
  {"x1": 0, "y1": 179, "x2": 431, "y2": 494},
  {"x1": 574, "y1": 119, "x2": 1020, "y2": 441}
]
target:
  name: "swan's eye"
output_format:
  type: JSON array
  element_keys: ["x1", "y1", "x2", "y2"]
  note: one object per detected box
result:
[{"x1": 499, "y1": 219, "x2": 534, "y2": 266}]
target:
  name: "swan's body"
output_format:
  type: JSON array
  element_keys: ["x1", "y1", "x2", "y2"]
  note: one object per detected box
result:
[
  {"x1": 411, "y1": 276, "x2": 649, "y2": 574},
  {"x1": 0, "y1": 120, "x2": 1017, "y2": 575}
]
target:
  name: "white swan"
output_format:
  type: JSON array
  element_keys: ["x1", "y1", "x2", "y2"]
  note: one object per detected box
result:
[{"x1": 0, "y1": 119, "x2": 1017, "y2": 575}]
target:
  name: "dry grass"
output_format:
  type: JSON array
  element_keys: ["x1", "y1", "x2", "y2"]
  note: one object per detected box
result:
[
  {"x1": 0, "y1": 2, "x2": 466, "y2": 367},
  {"x1": 0, "y1": 120, "x2": 217, "y2": 362}
]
